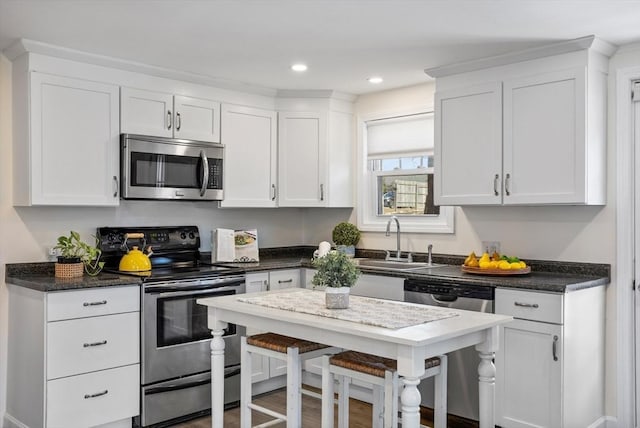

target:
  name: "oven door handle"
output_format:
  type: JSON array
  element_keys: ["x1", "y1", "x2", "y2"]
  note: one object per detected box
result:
[
  {"x1": 144, "y1": 366, "x2": 241, "y2": 396},
  {"x1": 144, "y1": 278, "x2": 245, "y2": 295}
]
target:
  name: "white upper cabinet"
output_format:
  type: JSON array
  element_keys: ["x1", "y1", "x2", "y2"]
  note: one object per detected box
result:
[
  {"x1": 430, "y1": 36, "x2": 613, "y2": 206},
  {"x1": 13, "y1": 71, "x2": 120, "y2": 206},
  {"x1": 121, "y1": 87, "x2": 220, "y2": 143},
  {"x1": 219, "y1": 104, "x2": 278, "y2": 208},
  {"x1": 276, "y1": 93, "x2": 355, "y2": 208}
]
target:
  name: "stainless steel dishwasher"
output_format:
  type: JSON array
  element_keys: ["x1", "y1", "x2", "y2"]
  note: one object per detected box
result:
[{"x1": 404, "y1": 278, "x2": 494, "y2": 422}]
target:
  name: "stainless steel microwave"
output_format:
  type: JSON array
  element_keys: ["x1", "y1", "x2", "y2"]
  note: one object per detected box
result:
[{"x1": 121, "y1": 134, "x2": 224, "y2": 201}]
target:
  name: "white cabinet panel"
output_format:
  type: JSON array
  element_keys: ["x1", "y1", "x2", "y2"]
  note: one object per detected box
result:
[
  {"x1": 278, "y1": 111, "x2": 328, "y2": 207},
  {"x1": 220, "y1": 105, "x2": 277, "y2": 207},
  {"x1": 174, "y1": 95, "x2": 220, "y2": 142},
  {"x1": 495, "y1": 288, "x2": 563, "y2": 324},
  {"x1": 120, "y1": 87, "x2": 173, "y2": 137},
  {"x1": 435, "y1": 82, "x2": 503, "y2": 206},
  {"x1": 350, "y1": 274, "x2": 404, "y2": 301},
  {"x1": 47, "y1": 312, "x2": 139, "y2": 379},
  {"x1": 24, "y1": 72, "x2": 120, "y2": 206},
  {"x1": 46, "y1": 364, "x2": 139, "y2": 428},
  {"x1": 47, "y1": 286, "x2": 140, "y2": 322},
  {"x1": 269, "y1": 269, "x2": 301, "y2": 290}
]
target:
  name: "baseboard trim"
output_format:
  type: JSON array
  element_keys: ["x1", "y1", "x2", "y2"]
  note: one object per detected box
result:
[{"x1": 3, "y1": 413, "x2": 28, "y2": 428}]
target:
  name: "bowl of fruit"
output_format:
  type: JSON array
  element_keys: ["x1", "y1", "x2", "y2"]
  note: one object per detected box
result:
[{"x1": 462, "y1": 251, "x2": 530, "y2": 275}]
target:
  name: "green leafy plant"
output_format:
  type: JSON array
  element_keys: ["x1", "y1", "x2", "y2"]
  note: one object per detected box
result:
[
  {"x1": 54, "y1": 231, "x2": 105, "y2": 276},
  {"x1": 312, "y1": 251, "x2": 360, "y2": 288},
  {"x1": 332, "y1": 222, "x2": 361, "y2": 247}
]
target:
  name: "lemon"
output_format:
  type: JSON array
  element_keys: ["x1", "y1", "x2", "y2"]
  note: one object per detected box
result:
[
  {"x1": 479, "y1": 260, "x2": 491, "y2": 269},
  {"x1": 498, "y1": 260, "x2": 511, "y2": 270},
  {"x1": 510, "y1": 262, "x2": 522, "y2": 270},
  {"x1": 519, "y1": 261, "x2": 527, "y2": 269},
  {"x1": 489, "y1": 260, "x2": 498, "y2": 269}
]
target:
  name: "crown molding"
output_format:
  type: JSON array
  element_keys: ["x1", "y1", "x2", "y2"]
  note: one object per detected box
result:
[
  {"x1": 276, "y1": 89, "x2": 356, "y2": 102},
  {"x1": 425, "y1": 35, "x2": 618, "y2": 78},
  {"x1": 3, "y1": 38, "x2": 279, "y2": 97}
]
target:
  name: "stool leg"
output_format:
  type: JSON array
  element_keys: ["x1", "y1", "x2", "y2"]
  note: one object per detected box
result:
[
  {"x1": 286, "y1": 346, "x2": 301, "y2": 428},
  {"x1": 321, "y1": 356, "x2": 334, "y2": 428},
  {"x1": 372, "y1": 383, "x2": 384, "y2": 428},
  {"x1": 433, "y1": 355, "x2": 448, "y2": 428},
  {"x1": 337, "y1": 374, "x2": 350, "y2": 428},
  {"x1": 240, "y1": 337, "x2": 252, "y2": 428},
  {"x1": 383, "y1": 370, "x2": 399, "y2": 428}
]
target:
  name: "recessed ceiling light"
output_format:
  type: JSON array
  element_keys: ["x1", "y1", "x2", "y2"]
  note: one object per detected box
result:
[
  {"x1": 368, "y1": 76, "x2": 383, "y2": 84},
  {"x1": 291, "y1": 63, "x2": 308, "y2": 72}
]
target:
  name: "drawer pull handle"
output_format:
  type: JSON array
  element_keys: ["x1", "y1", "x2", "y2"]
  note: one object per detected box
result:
[
  {"x1": 278, "y1": 279, "x2": 293, "y2": 284},
  {"x1": 84, "y1": 389, "x2": 109, "y2": 399},
  {"x1": 83, "y1": 340, "x2": 108, "y2": 348},
  {"x1": 552, "y1": 335, "x2": 559, "y2": 361},
  {"x1": 514, "y1": 302, "x2": 539, "y2": 308},
  {"x1": 83, "y1": 300, "x2": 107, "y2": 307}
]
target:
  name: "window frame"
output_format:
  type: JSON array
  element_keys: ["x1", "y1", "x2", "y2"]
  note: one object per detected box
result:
[{"x1": 356, "y1": 109, "x2": 454, "y2": 234}]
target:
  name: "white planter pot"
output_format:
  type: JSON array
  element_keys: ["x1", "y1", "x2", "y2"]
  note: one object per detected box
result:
[{"x1": 325, "y1": 286, "x2": 350, "y2": 309}]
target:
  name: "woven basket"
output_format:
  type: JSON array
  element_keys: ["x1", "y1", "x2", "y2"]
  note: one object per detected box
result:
[{"x1": 55, "y1": 262, "x2": 84, "y2": 278}]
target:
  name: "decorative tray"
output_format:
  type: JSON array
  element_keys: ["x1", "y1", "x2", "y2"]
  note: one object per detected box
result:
[{"x1": 461, "y1": 265, "x2": 531, "y2": 276}]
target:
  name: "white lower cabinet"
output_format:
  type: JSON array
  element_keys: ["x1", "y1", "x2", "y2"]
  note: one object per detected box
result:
[
  {"x1": 495, "y1": 286, "x2": 605, "y2": 428},
  {"x1": 245, "y1": 269, "x2": 301, "y2": 384},
  {"x1": 6, "y1": 285, "x2": 140, "y2": 428}
]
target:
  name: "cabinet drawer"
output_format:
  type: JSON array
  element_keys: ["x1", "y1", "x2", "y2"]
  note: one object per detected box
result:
[
  {"x1": 269, "y1": 269, "x2": 300, "y2": 289},
  {"x1": 47, "y1": 286, "x2": 139, "y2": 321},
  {"x1": 47, "y1": 364, "x2": 139, "y2": 428},
  {"x1": 47, "y1": 312, "x2": 139, "y2": 379},
  {"x1": 495, "y1": 288, "x2": 563, "y2": 324}
]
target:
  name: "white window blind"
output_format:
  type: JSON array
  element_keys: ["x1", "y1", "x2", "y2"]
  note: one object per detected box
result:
[{"x1": 366, "y1": 113, "x2": 434, "y2": 157}]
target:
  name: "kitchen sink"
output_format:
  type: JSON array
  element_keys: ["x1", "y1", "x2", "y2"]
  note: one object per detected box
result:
[{"x1": 354, "y1": 259, "x2": 448, "y2": 271}]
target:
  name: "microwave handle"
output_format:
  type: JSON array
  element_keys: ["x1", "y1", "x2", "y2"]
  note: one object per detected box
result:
[{"x1": 200, "y1": 150, "x2": 209, "y2": 197}]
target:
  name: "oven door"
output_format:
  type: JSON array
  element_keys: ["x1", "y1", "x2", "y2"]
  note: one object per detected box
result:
[
  {"x1": 122, "y1": 134, "x2": 224, "y2": 201},
  {"x1": 142, "y1": 276, "x2": 245, "y2": 385}
]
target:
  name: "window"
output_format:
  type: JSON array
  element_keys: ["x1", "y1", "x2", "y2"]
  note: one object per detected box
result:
[{"x1": 357, "y1": 111, "x2": 454, "y2": 233}]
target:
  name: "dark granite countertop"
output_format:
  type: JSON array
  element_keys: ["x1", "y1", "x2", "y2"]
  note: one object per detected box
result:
[{"x1": 6, "y1": 246, "x2": 610, "y2": 294}]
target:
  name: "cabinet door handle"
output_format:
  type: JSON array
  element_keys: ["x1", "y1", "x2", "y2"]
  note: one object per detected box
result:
[
  {"x1": 264, "y1": 279, "x2": 269, "y2": 291},
  {"x1": 552, "y1": 335, "x2": 559, "y2": 361},
  {"x1": 176, "y1": 112, "x2": 181, "y2": 131},
  {"x1": 278, "y1": 279, "x2": 293, "y2": 284},
  {"x1": 113, "y1": 176, "x2": 118, "y2": 197},
  {"x1": 167, "y1": 110, "x2": 172, "y2": 130},
  {"x1": 83, "y1": 300, "x2": 107, "y2": 307},
  {"x1": 84, "y1": 389, "x2": 109, "y2": 399},
  {"x1": 320, "y1": 184, "x2": 324, "y2": 201},
  {"x1": 83, "y1": 340, "x2": 108, "y2": 348},
  {"x1": 493, "y1": 174, "x2": 499, "y2": 196},
  {"x1": 271, "y1": 184, "x2": 277, "y2": 201},
  {"x1": 514, "y1": 302, "x2": 539, "y2": 308},
  {"x1": 505, "y1": 173, "x2": 511, "y2": 196}
]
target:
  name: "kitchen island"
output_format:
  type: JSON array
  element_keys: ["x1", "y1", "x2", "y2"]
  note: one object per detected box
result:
[{"x1": 198, "y1": 288, "x2": 512, "y2": 428}]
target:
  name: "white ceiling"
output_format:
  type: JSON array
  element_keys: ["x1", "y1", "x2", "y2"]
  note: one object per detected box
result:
[{"x1": 1, "y1": 0, "x2": 640, "y2": 95}]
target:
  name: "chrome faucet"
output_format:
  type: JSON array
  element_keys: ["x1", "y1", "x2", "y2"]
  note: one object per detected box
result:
[{"x1": 385, "y1": 216, "x2": 411, "y2": 262}]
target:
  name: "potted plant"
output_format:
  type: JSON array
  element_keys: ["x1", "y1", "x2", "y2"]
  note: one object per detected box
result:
[
  {"x1": 54, "y1": 231, "x2": 104, "y2": 278},
  {"x1": 312, "y1": 250, "x2": 360, "y2": 309},
  {"x1": 332, "y1": 222, "x2": 361, "y2": 258}
]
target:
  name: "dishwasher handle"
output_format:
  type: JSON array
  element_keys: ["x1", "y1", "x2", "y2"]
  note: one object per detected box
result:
[{"x1": 431, "y1": 294, "x2": 458, "y2": 304}]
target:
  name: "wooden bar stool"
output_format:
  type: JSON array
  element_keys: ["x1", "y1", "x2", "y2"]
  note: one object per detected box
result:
[
  {"x1": 240, "y1": 332, "x2": 340, "y2": 428},
  {"x1": 321, "y1": 351, "x2": 447, "y2": 428}
]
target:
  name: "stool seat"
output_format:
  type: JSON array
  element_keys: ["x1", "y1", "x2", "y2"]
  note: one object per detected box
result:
[
  {"x1": 330, "y1": 351, "x2": 441, "y2": 378},
  {"x1": 247, "y1": 332, "x2": 330, "y2": 354}
]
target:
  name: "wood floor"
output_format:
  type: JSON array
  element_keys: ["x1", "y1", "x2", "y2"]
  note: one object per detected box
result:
[{"x1": 171, "y1": 387, "x2": 479, "y2": 428}]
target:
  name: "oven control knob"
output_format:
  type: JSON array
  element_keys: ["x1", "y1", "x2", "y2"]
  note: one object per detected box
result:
[
  {"x1": 180, "y1": 232, "x2": 187, "y2": 240},
  {"x1": 189, "y1": 232, "x2": 195, "y2": 239}
]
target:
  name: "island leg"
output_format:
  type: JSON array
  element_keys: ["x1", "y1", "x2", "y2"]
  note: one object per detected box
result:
[
  {"x1": 400, "y1": 377, "x2": 422, "y2": 428},
  {"x1": 476, "y1": 326, "x2": 498, "y2": 428},
  {"x1": 210, "y1": 323, "x2": 227, "y2": 428}
]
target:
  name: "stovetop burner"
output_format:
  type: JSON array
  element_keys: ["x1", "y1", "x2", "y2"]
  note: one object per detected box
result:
[{"x1": 98, "y1": 226, "x2": 242, "y2": 282}]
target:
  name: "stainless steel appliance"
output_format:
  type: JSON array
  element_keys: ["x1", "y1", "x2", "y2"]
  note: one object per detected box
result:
[
  {"x1": 121, "y1": 134, "x2": 224, "y2": 201},
  {"x1": 98, "y1": 226, "x2": 244, "y2": 427},
  {"x1": 404, "y1": 279, "x2": 494, "y2": 422}
]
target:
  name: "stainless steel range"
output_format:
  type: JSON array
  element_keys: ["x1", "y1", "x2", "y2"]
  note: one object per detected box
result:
[{"x1": 98, "y1": 226, "x2": 245, "y2": 427}]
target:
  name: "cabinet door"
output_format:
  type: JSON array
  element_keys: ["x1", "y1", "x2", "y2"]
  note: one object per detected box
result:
[
  {"x1": 174, "y1": 95, "x2": 220, "y2": 142},
  {"x1": 30, "y1": 72, "x2": 120, "y2": 206},
  {"x1": 220, "y1": 105, "x2": 277, "y2": 207},
  {"x1": 244, "y1": 273, "x2": 270, "y2": 383},
  {"x1": 434, "y1": 82, "x2": 503, "y2": 205},
  {"x1": 278, "y1": 111, "x2": 328, "y2": 207},
  {"x1": 120, "y1": 87, "x2": 173, "y2": 138},
  {"x1": 496, "y1": 319, "x2": 562, "y2": 428},
  {"x1": 503, "y1": 68, "x2": 586, "y2": 204}
]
